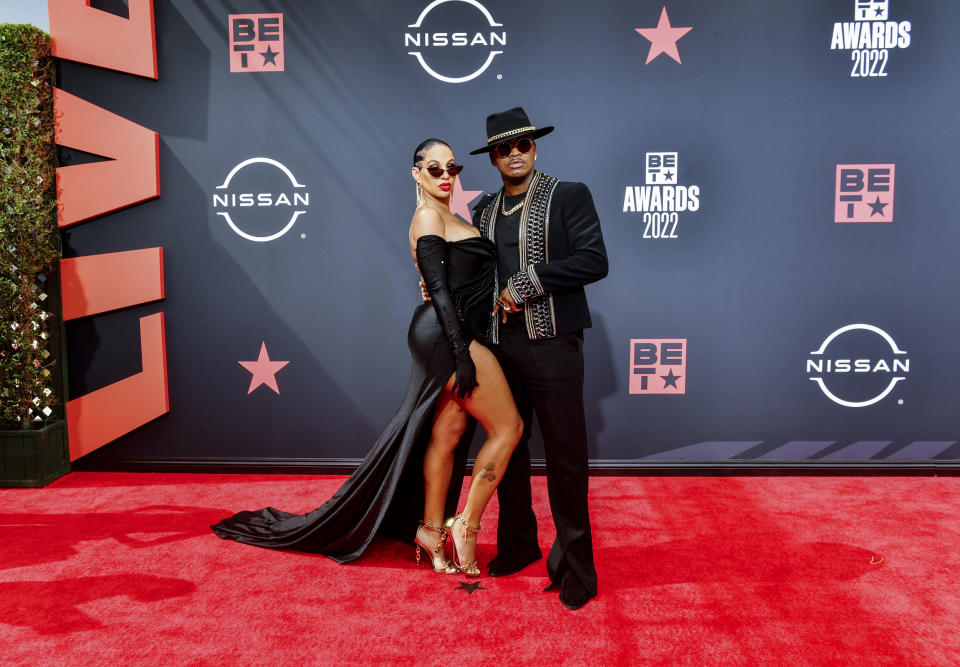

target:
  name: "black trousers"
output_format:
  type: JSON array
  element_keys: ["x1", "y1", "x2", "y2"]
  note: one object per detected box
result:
[{"x1": 491, "y1": 316, "x2": 598, "y2": 596}]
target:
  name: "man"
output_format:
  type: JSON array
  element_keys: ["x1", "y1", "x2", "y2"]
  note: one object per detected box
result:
[{"x1": 469, "y1": 107, "x2": 608, "y2": 610}]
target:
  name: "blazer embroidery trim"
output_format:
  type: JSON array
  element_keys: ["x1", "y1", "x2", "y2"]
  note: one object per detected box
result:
[{"x1": 478, "y1": 171, "x2": 560, "y2": 341}]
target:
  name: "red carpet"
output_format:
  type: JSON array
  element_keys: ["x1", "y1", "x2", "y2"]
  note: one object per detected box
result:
[{"x1": 1, "y1": 473, "x2": 958, "y2": 665}]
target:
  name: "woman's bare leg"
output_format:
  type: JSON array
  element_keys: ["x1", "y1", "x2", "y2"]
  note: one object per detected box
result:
[
  {"x1": 445, "y1": 341, "x2": 524, "y2": 573},
  {"x1": 419, "y1": 393, "x2": 468, "y2": 571},
  {"x1": 423, "y1": 393, "x2": 467, "y2": 526}
]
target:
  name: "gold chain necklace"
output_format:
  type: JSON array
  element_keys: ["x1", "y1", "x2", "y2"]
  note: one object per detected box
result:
[{"x1": 501, "y1": 196, "x2": 524, "y2": 217}]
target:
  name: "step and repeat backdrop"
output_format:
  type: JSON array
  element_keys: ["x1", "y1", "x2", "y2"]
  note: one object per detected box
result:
[{"x1": 54, "y1": 0, "x2": 960, "y2": 466}]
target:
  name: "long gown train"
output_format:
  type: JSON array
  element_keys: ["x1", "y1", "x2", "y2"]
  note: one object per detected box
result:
[{"x1": 211, "y1": 237, "x2": 495, "y2": 562}]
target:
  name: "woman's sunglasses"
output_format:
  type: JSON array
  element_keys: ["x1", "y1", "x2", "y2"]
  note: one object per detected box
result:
[
  {"x1": 493, "y1": 137, "x2": 533, "y2": 158},
  {"x1": 422, "y1": 164, "x2": 463, "y2": 178}
]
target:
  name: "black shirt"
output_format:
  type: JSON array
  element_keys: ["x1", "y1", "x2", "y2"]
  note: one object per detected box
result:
[{"x1": 495, "y1": 191, "x2": 526, "y2": 293}]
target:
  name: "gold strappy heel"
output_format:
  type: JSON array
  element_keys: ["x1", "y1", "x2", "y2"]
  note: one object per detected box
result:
[
  {"x1": 443, "y1": 513, "x2": 482, "y2": 577},
  {"x1": 415, "y1": 520, "x2": 455, "y2": 574}
]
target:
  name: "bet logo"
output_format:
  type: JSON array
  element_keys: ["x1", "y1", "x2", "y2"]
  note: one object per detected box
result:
[
  {"x1": 646, "y1": 152, "x2": 677, "y2": 185},
  {"x1": 830, "y1": 0, "x2": 911, "y2": 78},
  {"x1": 834, "y1": 164, "x2": 894, "y2": 223},
  {"x1": 856, "y1": 0, "x2": 888, "y2": 21},
  {"x1": 229, "y1": 14, "x2": 284, "y2": 73},
  {"x1": 622, "y1": 151, "x2": 700, "y2": 240},
  {"x1": 629, "y1": 339, "x2": 686, "y2": 395}
]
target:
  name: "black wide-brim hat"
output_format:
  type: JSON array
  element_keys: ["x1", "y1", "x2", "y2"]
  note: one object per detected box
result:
[{"x1": 469, "y1": 106, "x2": 554, "y2": 155}]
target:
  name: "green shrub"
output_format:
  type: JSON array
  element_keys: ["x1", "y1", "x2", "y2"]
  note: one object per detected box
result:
[{"x1": 0, "y1": 23, "x2": 59, "y2": 429}]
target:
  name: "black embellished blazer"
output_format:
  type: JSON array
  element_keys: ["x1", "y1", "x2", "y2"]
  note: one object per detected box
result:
[{"x1": 473, "y1": 171, "x2": 608, "y2": 341}]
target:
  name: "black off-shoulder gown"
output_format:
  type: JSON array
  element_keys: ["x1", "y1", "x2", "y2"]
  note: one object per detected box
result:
[{"x1": 211, "y1": 237, "x2": 496, "y2": 563}]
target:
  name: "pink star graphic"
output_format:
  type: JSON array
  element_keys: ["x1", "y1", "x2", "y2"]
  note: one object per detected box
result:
[
  {"x1": 635, "y1": 6, "x2": 692, "y2": 65},
  {"x1": 450, "y1": 177, "x2": 483, "y2": 224},
  {"x1": 238, "y1": 342, "x2": 289, "y2": 395}
]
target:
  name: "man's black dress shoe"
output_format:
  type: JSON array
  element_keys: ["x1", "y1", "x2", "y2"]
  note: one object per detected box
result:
[
  {"x1": 486, "y1": 552, "x2": 541, "y2": 577},
  {"x1": 557, "y1": 570, "x2": 594, "y2": 610}
]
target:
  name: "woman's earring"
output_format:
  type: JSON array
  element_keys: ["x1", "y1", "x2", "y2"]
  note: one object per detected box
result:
[{"x1": 416, "y1": 182, "x2": 424, "y2": 206}]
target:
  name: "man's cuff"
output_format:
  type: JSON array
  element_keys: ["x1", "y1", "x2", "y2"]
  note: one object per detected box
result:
[{"x1": 507, "y1": 265, "x2": 545, "y2": 303}]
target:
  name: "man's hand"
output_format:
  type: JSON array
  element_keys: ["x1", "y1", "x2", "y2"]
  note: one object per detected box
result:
[
  {"x1": 416, "y1": 263, "x2": 431, "y2": 302},
  {"x1": 492, "y1": 287, "x2": 522, "y2": 323}
]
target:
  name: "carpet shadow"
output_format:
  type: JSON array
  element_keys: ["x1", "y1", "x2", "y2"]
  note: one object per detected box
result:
[
  {"x1": 279, "y1": 535, "x2": 500, "y2": 573},
  {"x1": 334, "y1": 535, "x2": 882, "y2": 585},
  {"x1": 0, "y1": 505, "x2": 231, "y2": 571},
  {"x1": 597, "y1": 538, "x2": 883, "y2": 592},
  {"x1": 0, "y1": 574, "x2": 196, "y2": 635},
  {"x1": 225, "y1": 535, "x2": 882, "y2": 585}
]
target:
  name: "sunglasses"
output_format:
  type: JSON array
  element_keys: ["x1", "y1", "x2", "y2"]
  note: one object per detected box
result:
[
  {"x1": 422, "y1": 164, "x2": 463, "y2": 178},
  {"x1": 493, "y1": 137, "x2": 534, "y2": 158}
]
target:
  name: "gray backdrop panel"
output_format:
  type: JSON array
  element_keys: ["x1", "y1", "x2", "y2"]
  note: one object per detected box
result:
[{"x1": 58, "y1": 0, "x2": 960, "y2": 465}]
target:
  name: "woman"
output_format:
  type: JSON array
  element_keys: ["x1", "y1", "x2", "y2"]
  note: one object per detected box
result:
[{"x1": 212, "y1": 139, "x2": 522, "y2": 577}]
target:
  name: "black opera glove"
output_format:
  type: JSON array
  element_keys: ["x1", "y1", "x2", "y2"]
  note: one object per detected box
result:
[
  {"x1": 415, "y1": 235, "x2": 479, "y2": 399},
  {"x1": 450, "y1": 347, "x2": 479, "y2": 399}
]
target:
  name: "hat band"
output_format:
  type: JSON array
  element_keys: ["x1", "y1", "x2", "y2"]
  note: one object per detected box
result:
[{"x1": 487, "y1": 126, "x2": 535, "y2": 144}]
